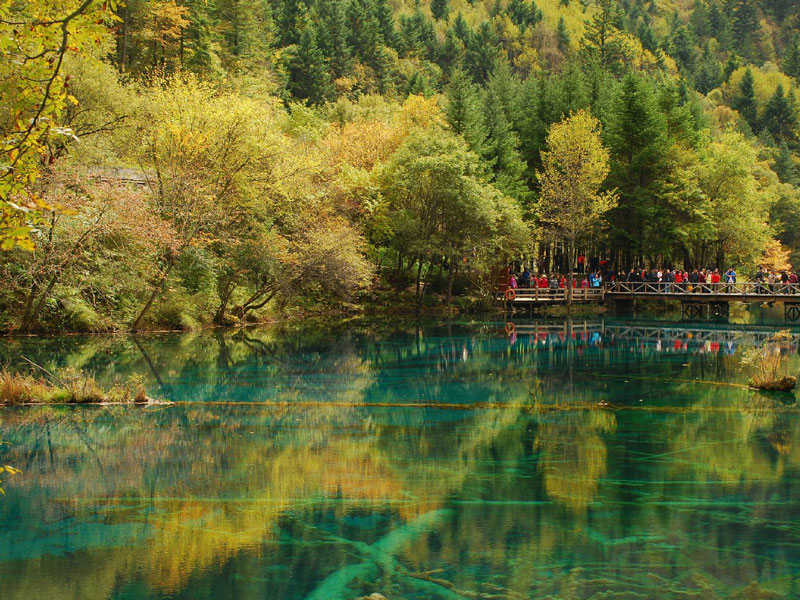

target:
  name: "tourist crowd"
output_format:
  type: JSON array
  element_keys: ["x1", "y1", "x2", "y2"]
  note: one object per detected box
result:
[{"x1": 506, "y1": 265, "x2": 800, "y2": 293}]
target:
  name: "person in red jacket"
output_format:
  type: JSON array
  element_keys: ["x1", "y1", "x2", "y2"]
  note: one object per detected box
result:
[{"x1": 711, "y1": 269, "x2": 721, "y2": 286}]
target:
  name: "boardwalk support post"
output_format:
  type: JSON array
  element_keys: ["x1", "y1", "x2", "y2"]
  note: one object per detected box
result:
[{"x1": 786, "y1": 304, "x2": 800, "y2": 322}]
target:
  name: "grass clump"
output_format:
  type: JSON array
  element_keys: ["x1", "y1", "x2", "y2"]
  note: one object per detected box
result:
[
  {"x1": 741, "y1": 331, "x2": 798, "y2": 392},
  {"x1": 1, "y1": 367, "x2": 151, "y2": 405}
]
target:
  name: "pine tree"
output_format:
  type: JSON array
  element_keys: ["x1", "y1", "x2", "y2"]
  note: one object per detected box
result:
[
  {"x1": 440, "y1": 27, "x2": 466, "y2": 70},
  {"x1": 731, "y1": 0, "x2": 759, "y2": 59},
  {"x1": 773, "y1": 142, "x2": 797, "y2": 184},
  {"x1": 556, "y1": 16, "x2": 570, "y2": 53},
  {"x1": 317, "y1": 0, "x2": 352, "y2": 79},
  {"x1": 374, "y1": 0, "x2": 399, "y2": 48},
  {"x1": 452, "y1": 12, "x2": 472, "y2": 44},
  {"x1": 287, "y1": 23, "x2": 333, "y2": 104},
  {"x1": 732, "y1": 68, "x2": 758, "y2": 131},
  {"x1": 761, "y1": 85, "x2": 799, "y2": 145},
  {"x1": 637, "y1": 22, "x2": 656, "y2": 52},
  {"x1": 347, "y1": 0, "x2": 381, "y2": 68},
  {"x1": 694, "y1": 56, "x2": 723, "y2": 94},
  {"x1": 784, "y1": 37, "x2": 800, "y2": 81},
  {"x1": 723, "y1": 53, "x2": 741, "y2": 80},
  {"x1": 508, "y1": 0, "x2": 531, "y2": 29},
  {"x1": 407, "y1": 71, "x2": 432, "y2": 96},
  {"x1": 482, "y1": 68, "x2": 528, "y2": 199},
  {"x1": 466, "y1": 22, "x2": 498, "y2": 83},
  {"x1": 581, "y1": 0, "x2": 627, "y2": 73},
  {"x1": 277, "y1": 0, "x2": 304, "y2": 46},
  {"x1": 605, "y1": 72, "x2": 668, "y2": 257},
  {"x1": 215, "y1": 0, "x2": 274, "y2": 66},
  {"x1": 431, "y1": 0, "x2": 450, "y2": 21},
  {"x1": 444, "y1": 68, "x2": 486, "y2": 154}
]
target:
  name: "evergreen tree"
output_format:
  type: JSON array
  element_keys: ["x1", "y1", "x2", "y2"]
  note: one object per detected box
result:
[
  {"x1": 215, "y1": 0, "x2": 274, "y2": 66},
  {"x1": 605, "y1": 72, "x2": 668, "y2": 260},
  {"x1": 508, "y1": 0, "x2": 535, "y2": 30},
  {"x1": 773, "y1": 142, "x2": 797, "y2": 184},
  {"x1": 669, "y1": 25, "x2": 696, "y2": 71},
  {"x1": 732, "y1": 68, "x2": 758, "y2": 131},
  {"x1": 407, "y1": 71, "x2": 433, "y2": 96},
  {"x1": 581, "y1": 0, "x2": 627, "y2": 73},
  {"x1": 466, "y1": 22, "x2": 498, "y2": 83},
  {"x1": 708, "y1": 2, "x2": 734, "y2": 50},
  {"x1": 557, "y1": 16, "x2": 571, "y2": 54},
  {"x1": 431, "y1": 0, "x2": 450, "y2": 21},
  {"x1": 482, "y1": 84, "x2": 528, "y2": 199},
  {"x1": 374, "y1": 0, "x2": 399, "y2": 48},
  {"x1": 723, "y1": 53, "x2": 741, "y2": 80},
  {"x1": 453, "y1": 12, "x2": 472, "y2": 44},
  {"x1": 440, "y1": 27, "x2": 466, "y2": 70},
  {"x1": 287, "y1": 23, "x2": 333, "y2": 104},
  {"x1": 637, "y1": 22, "x2": 657, "y2": 52},
  {"x1": 444, "y1": 68, "x2": 486, "y2": 155},
  {"x1": 731, "y1": 0, "x2": 759, "y2": 58},
  {"x1": 761, "y1": 84, "x2": 799, "y2": 145},
  {"x1": 398, "y1": 9, "x2": 438, "y2": 58},
  {"x1": 347, "y1": 0, "x2": 381, "y2": 68},
  {"x1": 277, "y1": 0, "x2": 304, "y2": 46},
  {"x1": 784, "y1": 37, "x2": 800, "y2": 81},
  {"x1": 317, "y1": 0, "x2": 352, "y2": 79},
  {"x1": 184, "y1": 2, "x2": 222, "y2": 74}
]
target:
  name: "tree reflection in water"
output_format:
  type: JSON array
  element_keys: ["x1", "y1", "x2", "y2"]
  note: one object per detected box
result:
[{"x1": 1, "y1": 319, "x2": 799, "y2": 599}]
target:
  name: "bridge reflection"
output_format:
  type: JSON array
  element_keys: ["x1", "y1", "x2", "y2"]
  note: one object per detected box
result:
[{"x1": 503, "y1": 319, "x2": 800, "y2": 355}]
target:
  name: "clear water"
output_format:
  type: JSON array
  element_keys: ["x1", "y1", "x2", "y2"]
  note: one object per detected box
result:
[{"x1": 1, "y1": 317, "x2": 800, "y2": 600}]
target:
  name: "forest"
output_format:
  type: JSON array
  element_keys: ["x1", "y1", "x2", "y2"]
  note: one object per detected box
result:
[{"x1": 2, "y1": 0, "x2": 800, "y2": 332}]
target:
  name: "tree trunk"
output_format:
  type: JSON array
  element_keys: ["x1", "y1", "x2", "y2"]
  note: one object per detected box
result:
[
  {"x1": 214, "y1": 281, "x2": 235, "y2": 325},
  {"x1": 566, "y1": 239, "x2": 574, "y2": 313},
  {"x1": 415, "y1": 256, "x2": 424, "y2": 309},
  {"x1": 131, "y1": 258, "x2": 177, "y2": 332},
  {"x1": 446, "y1": 257, "x2": 457, "y2": 307}
]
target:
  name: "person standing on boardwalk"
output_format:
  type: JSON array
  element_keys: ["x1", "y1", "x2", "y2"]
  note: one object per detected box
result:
[{"x1": 577, "y1": 254, "x2": 585, "y2": 274}]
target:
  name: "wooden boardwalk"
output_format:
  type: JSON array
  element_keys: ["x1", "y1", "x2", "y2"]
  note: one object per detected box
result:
[{"x1": 499, "y1": 281, "x2": 800, "y2": 320}]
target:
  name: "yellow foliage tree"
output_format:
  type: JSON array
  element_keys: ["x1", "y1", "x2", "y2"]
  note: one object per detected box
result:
[
  {"x1": 0, "y1": 0, "x2": 116, "y2": 250},
  {"x1": 537, "y1": 110, "x2": 618, "y2": 306},
  {"x1": 759, "y1": 239, "x2": 793, "y2": 272}
]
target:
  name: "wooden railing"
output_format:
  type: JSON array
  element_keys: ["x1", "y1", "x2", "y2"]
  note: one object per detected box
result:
[
  {"x1": 606, "y1": 281, "x2": 800, "y2": 296},
  {"x1": 499, "y1": 287, "x2": 605, "y2": 302}
]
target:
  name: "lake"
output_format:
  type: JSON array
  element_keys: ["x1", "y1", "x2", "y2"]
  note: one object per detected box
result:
[{"x1": 1, "y1": 317, "x2": 800, "y2": 599}]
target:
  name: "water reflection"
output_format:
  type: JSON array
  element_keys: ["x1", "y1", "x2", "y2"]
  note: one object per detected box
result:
[{"x1": 1, "y1": 319, "x2": 800, "y2": 599}]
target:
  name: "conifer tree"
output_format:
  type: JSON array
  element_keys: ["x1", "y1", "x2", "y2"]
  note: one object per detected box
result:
[
  {"x1": 731, "y1": 0, "x2": 759, "y2": 58},
  {"x1": 773, "y1": 142, "x2": 797, "y2": 184},
  {"x1": 605, "y1": 72, "x2": 668, "y2": 259},
  {"x1": 374, "y1": 0, "x2": 399, "y2": 48},
  {"x1": 317, "y1": 0, "x2": 352, "y2": 79},
  {"x1": 466, "y1": 22, "x2": 498, "y2": 83},
  {"x1": 637, "y1": 22, "x2": 656, "y2": 52},
  {"x1": 287, "y1": 23, "x2": 332, "y2": 104},
  {"x1": 431, "y1": 0, "x2": 450, "y2": 21},
  {"x1": 784, "y1": 37, "x2": 800, "y2": 81},
  {"x1": 581, "y1": 0, "x2": 627, "y2": 73},
  {"x1": 732, "y1": 68, "x2": 758, "y2": 131},
  {"x1": 453, "y1": 12, "x2": 472, "y2": 44},
  {"x1": 724, "y1": 53, "x2": 741, "y2": 80},
  {"x1": 347, "y1": 0, "x2": 381, "y2": 68},
  {"x1": 761, "y1": 84, "x2": 799, "y2": 145},
  {"x1": 445, "y1": 68, "x2": 487, "y2": 155},
  {"x1": 557, "y1": 16, "x2": 571, "y2": 53}
]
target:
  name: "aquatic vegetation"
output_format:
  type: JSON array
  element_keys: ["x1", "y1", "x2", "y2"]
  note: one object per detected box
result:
[
  {"x1": 0, "y1": 368, "x2": 150, "y2": 405},
  {"x1": 741, "y1": 330, "x2": 798, "y2": 391}
]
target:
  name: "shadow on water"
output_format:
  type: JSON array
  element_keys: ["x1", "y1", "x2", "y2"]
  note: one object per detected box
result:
[{"x1": 1, "y1": 316, "x2": 800, "y2": 599}]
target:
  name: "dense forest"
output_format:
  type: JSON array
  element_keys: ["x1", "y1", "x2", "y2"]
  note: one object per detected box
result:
[{"x1": 2, "y1": 0, "x2": 800, "y2": 332}]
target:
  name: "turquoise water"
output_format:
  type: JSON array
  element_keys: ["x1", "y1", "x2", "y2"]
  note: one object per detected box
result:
[{"x1": 1, "y1": 318, "x2": 800, "y2": 599}]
